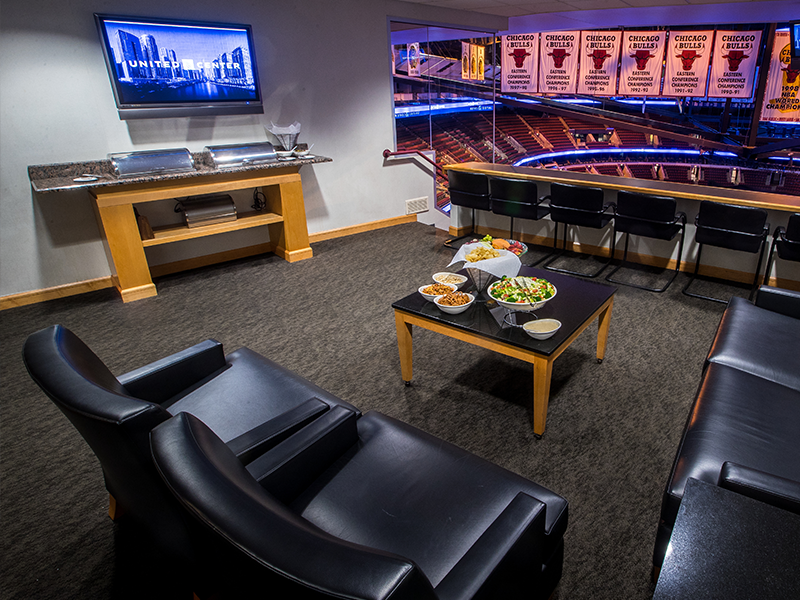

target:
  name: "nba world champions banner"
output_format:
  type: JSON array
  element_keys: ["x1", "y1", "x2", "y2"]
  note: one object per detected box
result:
[
  {"x1": 761, "y1": 31, "x2": 800, "y2": 123},
  {"x1": 578, "y1": 31, "x2": 621, "y2": 95},
  {"x1": 540, "y1": 31, "x2": 579, "y2": 94},
  {"x1": 663, "y1": 31, "x2": 713, "y2": 97},
  {"x1": 407, "y1": 42, "x2": 420, "y2": 76},
  {"x1": 708, "y1": 31, "x2": 762, "y2": 98},
  {"x1": 462, "y1": 42, "x2": 471, "y2": 79},
  {"x1": 619, "y1": 31, "x2": 666, "y2": 96},
  {"x1": 501, "y1": 34, "x2": 539, "y2": 93}
]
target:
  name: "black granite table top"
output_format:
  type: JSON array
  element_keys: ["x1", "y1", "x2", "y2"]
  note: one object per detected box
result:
[
  {"x1": 392, "y1": 266, "x2": 616, "y2": 357},
  {"x1": 28, "y1": 152, "x2": 331, "y2": 194},
  {"x1": 654, "y1": 478, "x2": 800, "y2": 599}
]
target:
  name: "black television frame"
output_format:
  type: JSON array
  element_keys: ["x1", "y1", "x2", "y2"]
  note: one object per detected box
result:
[
  {"x1": 791, "y1": 21, "x2": 800, "y2": 59},
  {"x1": 94, "y1": 13, "x2": 264, "y2": 120}
]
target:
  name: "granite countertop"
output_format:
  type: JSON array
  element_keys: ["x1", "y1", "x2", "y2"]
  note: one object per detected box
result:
[{"x1": 28, "y1": 151, "x2": 332, "y2": 194}]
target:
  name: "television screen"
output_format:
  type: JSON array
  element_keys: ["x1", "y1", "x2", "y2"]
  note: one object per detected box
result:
[
  {"x1": 792, "y1": 21, "x2": 800, "y2": 59},
  {"x1": 95, "y1": 14, "x2": 263, "y2": 119}
]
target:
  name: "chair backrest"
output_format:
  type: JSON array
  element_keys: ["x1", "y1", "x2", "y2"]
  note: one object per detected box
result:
[
  {"x1": 695, "y1": 201, "x2": 768, "y2": 253},
  {"x1": 616, "y1": 191, "x2": 676, "y2": 222},
  {"x1": 489, "y1": 177, "x2": 537, "y2": 204},
  {"x1": 548, "y1": 183, "x2": 610, "y2": 228},
  {"x1": 615, "y1": 191, "x2": 680, "y2": 240},
  {"x1": 22, "y1": 325, "x2": 191, "y2": 562},
  {"x1": 548, "y1": 183, "x2": 605, "y2": 212},
  {"x1": 785, "y1": 213, "x2": 800, "y2": 241},
  {"x1": 447, "y1": 170, "x2": 490, "y2": 211},
  {"x1": 151, "y1": 412, "x2": 438, "y2": 600}
]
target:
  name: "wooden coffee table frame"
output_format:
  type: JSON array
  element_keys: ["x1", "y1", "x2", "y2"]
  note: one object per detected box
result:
[{"x1": 393, "y1": 295, "x2": 614, "y2": 438}]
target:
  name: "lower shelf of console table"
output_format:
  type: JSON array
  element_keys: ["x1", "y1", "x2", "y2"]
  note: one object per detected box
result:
[{"x1": 90, "y1": 165, "x2": 313, "y2": 302}]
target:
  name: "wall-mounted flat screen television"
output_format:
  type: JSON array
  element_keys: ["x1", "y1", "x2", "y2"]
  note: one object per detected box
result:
[
  {"x1": 95, "y1": 14, "x2": 263, "y2": 119},
  {"x1": 791, "y1": 21, "x2": 800, "y2": 59}
]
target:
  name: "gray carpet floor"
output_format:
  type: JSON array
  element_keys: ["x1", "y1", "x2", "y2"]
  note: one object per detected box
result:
[{"x1": 1, "y1": 221, "x2": 739, "y2": 599}]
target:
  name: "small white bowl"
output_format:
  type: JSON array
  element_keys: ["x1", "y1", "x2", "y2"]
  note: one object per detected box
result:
[
  {"x1": 523, "y1": 319, "x2": 562, "y2": 340},
  {"x1": 276, "y1": 150, "x2": 294, "y2": 158},
  {"x1": 432, "y1": 272, "x2": 468, "y2": 290},
  {"x1": 434, "y1": 292, "x2": 475, "y2": 314},
  {"x1": 419, "y1": 282, "x2": 457, "y2": 302},
  {"x1": 293, "y1": 149, "x2": 311, "y2": 157}
]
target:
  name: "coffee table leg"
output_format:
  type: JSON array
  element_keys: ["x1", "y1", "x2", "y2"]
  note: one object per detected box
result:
[
  {"x1": 394, "y1": 311, "x2": 414, "y2": 384},
  {"x1": 596, "y1": 297, "x2": 614, "y2": 363},
  {"x1": 532, "y1": 357, "x2": 553, "y2": 438}
]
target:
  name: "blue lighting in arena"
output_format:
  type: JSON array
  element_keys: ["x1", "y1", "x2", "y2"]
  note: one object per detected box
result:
[
  {"x1": 395, "y1": 100, "x2": 495, "y2": 118},
  {"x1": 515, "y1": 147, "x2": 712, "y2": 166}
]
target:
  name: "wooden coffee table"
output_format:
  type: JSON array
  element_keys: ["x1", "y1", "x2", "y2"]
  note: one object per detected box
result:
[{"x1": 392, "y1": 267, "x2": 615, "y2": 438}]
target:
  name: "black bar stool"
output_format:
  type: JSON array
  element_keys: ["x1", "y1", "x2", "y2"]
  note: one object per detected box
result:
[
  {"x1": 542, "y1": 183, "x2": 616, "y2": 278},
  {"x1": 444, "y1": 170, "x2": 491, "y2": 249},
  {"x1": 764, "y1": 213, "x2": 800, "y2": 287},
  {"x1": 682, "y1": 200, "x2": 769, "y2": 303},
  {"x1": 488, "y1": 177, "x2": 551, "y2": 264},
  {"x1": 606, "y1": 191, "x2": 686, "y2": 292}
]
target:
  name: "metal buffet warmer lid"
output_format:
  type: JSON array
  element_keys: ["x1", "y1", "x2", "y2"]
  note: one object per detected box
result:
[
  {"x1": 204, "y1": 142, "x2": 278, "y2": 169},
  {"x1": 108, "y1": 148, "x2": 195, "y2": 178}
]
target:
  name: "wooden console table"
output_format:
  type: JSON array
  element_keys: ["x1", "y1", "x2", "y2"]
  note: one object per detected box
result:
[{"x1": 29, "y1": 155, "x2": 328, "y2": 302}]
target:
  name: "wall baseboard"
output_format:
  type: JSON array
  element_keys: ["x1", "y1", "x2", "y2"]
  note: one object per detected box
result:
[
  {"x1": 0, "y1": 214, "x2": 420, "y2": 311},
  {"x1": 0, "y1": 277, "x2": 115, "y2": 311}
]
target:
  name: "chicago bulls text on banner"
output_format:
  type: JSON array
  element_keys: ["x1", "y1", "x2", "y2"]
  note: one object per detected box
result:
[
  {"x1": 578, "y1": 30, "x2": 621, "y2": 96},
  {"x1": 540, "y1": 31, "x2": 579, "y2": 94},
  {"x1": 663, "y1": 30, "x2": 714, "y2": 97},
  {"x1": 618, "y1": 31, "x2": 666, "y2": 96},
  {"x1": 760, "y1": 31, "x2": 800, "y2": 123},
  {"x1": 462, "y1": 42, "x2": 471, "y2": 80},
  {"x1": 501, "y1": 34, "x2": 539, "y2": 93},
  {"x1": 708, "y1": 30, "x2": 762, "y2": 98},
  {"x1": 408, "y1": 42, "x2": 421, "y2": 77}
]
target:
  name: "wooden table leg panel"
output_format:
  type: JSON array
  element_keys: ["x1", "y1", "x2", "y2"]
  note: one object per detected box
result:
[
  {"x1": 532, "y1": 358, "x2": 554, "y2": 436},
  {"x1": 394, "y1": 312, "x2": 414, "y2": 382},
  {"x1": 596, "y1": 297, "x2": 614, "y2": 362}
]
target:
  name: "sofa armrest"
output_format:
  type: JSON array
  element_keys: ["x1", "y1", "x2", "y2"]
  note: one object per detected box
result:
[
  {"x1": 246, "y1": 405, "x2": 359, "y2": 503},
  {"x1": 434, "y1": 492, "x2": 547, "y2": 600},
  {"x1": 226, "y1": 397, "x2": 330, "y2": 465},
  {"x1": 118, "y1": 339, "x2": 226, "y2": 404},
  {"x1": 754, "y1": 286, "x2": 800, "y2": 320},
  {"x1": 719, "y1": 461, "x2": 800, "y2": 516}
]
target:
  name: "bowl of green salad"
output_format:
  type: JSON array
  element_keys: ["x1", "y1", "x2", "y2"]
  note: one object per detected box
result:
[{"x1": 488, "y1": 276, "x2": 557, "y2": 312}]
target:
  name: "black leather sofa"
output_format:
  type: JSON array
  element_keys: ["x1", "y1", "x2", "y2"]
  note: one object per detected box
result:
[
  {"x1": 25, "y1": 325, "x2": 568, "y2": 598},
  {"x1": 151, "y1": 409, "x2": 568, "y2": 599},
  {"x1": 22, "y1": 325, "x2": 357, "y2": 570},
  {"x1": 653, "y1": 286, "x2": 800, "y2": 568}
]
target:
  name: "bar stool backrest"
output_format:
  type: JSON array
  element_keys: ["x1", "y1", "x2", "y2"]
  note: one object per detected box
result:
[
  {"x1": 777, "y1": 213, "x2": 800, "y2": 262},
  {"x1": 489, "y1": 177, "x2": 548, "y2": 221},
  {"x1": 785, "y1": 213, "x2": 800, "y2": 241},
  {"x1": 447, "y1": 170, "x2": 490, "y2": 211},
  {"x1": 615, "y1": 191, "x2": 679, "y2": 240},
  {"x1": 548, "y1": 183, "x2": 608, "y2": 229},
  {"x1": 695, "y1": 201, "x2": 768, "y2": 253}
]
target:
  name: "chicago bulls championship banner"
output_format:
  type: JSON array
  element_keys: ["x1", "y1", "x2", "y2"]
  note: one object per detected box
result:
[
  {"x1": 540, "y1": 31, "x2": 579, "y2": 94},
  {"x1": 663, "y1": 31, "x2": 713, "y2": 97},
  {"x1": 708, "y1": 31, "x2": 762, "y2": 98},
  {"x1": 760, "y1": 31, "x2": 800, "y2": 124},
  {"x1": 501, "y1": 34, "x2": 539, "y2": 93},
  {"x1": 462, "y1": 42, "x2": 471, "y2": 79},
  {"x1": 619, "y1": 31, "x2": 666, "y2": 96},
  {"x1": 474, "y1": 44, "x2": 485, "y2": 81},
  {"x1": 578, "y1": 31, "x2": 621, "y2": 95},
  {"x1": 408, "y1": 42, "x2": 420, "y2": 77}
]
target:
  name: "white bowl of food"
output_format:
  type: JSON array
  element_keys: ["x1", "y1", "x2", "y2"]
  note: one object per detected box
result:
[
  {"x1": 434, "y1": 291, "x2": 475, "y2": 314},
  {"x1": 523, "y1": 318, "x2": 562, "y2": 340},
  {"x1": 488, "y1": 276, "x2": 557, "y2": 312},
  {"x1": 419, "y1": 282, "x2": 457, "y2": 302},
  {"x1": 433, "y1": 272, "x2": 468, "y2": 290}
]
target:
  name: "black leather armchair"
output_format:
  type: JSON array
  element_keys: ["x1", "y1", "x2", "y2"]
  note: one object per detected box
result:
[
  {"x1": 22, "y1": 325, "x2": 357, "y2": 567},
  {"x1": 151, "y1": 409, "x2": 568, "y2": 600}
]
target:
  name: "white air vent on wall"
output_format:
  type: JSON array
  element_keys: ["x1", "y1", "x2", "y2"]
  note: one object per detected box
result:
[{"x1": 405, "y1": 197, "x2": 429, "y2": 214}]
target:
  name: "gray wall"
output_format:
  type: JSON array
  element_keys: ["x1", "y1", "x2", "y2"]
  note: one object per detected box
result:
[{"x1": 0, "y1": 0, "x2": 505, "y2": 297}]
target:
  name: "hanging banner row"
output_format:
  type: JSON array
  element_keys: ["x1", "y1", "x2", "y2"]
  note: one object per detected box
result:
[{"x1": 500, "y1": 30, "x2": 764, "y2": 99}]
